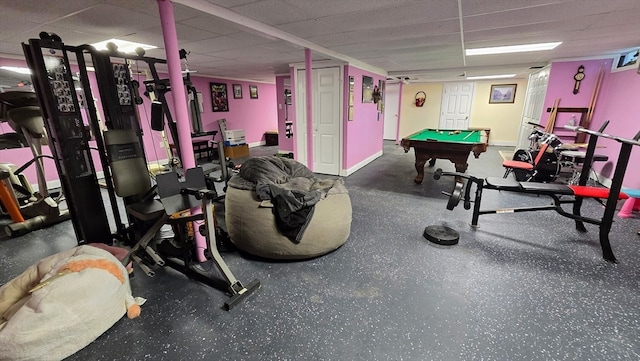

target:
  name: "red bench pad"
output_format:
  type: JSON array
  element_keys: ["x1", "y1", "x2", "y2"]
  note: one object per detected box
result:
[{"x1": 568, "y1": 185, "x2": 629, "y2": 199}]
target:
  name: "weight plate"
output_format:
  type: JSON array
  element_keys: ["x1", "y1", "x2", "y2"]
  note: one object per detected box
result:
[{"x1": 423, "y1": 225, "x2": 459, "y2": 246}]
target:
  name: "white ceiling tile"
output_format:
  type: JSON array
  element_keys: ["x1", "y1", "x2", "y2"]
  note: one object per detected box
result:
[
  {"x1": 460, "y1": 0, "x2": 567, "y2": 16},
  {"x1": 276, "y1": 19, "x2": 336, "y2": 38},
  {"x1": 0, "y1": 0, "x2": 103, "y2": 24},
  {"x1": 50, "y1": 4, "x2": 159, "y2": 33},
  {"x1": 282, "y1": 0, "x2": 416, "y2": 18},
  {"x1": 177, "y1": 15, "x2": 244, "y2": 36},
  {"x1": 345, "y1": 19, "x2": 460, "y2": 43},
  {"x1": 318, "y1": 2, "x2": 460, "y2": 32},
  {"x1": 463, "y1": 2, "x2": 619, "y2": 32},
  {"x1": 229, "y1": 0, "x2": 314, "y2": 25}
]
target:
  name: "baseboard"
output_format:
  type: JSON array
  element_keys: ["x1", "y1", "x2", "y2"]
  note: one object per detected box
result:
[
  {"x1": 490, "y1": 140, "x2": 517, "y2": 147},
  {"x1": 342, "y1": 150, "x2": 383, "y2": 176}
]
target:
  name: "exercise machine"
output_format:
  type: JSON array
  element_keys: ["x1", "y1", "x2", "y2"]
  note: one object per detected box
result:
[
  {"x1": 434, "y1": 121, "x2": 639, "y2": 263},
  {"x1": 504, "y1": 125, "x2": 563, "y2": 182},
  {"x1": 121, "y1": 167, "x2": 260, "y2": 310},
  {"x1": 23, "y1": 33, "x2": 259, "y2": 308},
  {"x1": 503, "y1": 131, "x2": 563, "y2": 182},
  {"x1": 0, "y1": 90, "x2": 70, "y2": 237}
]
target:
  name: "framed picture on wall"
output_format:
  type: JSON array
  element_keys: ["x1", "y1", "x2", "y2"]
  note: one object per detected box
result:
[
  {"x1": 210, "y1": 82, "x2": 229, "y2": 112},
  {"x1": 489, "y1": 84, "x2": 517, "y2": 104},
  {"x1": 232, "y1": 84, "x2": 242, "y2": 99},
  {"x1": 249, "y1": 85, "x2": 259, "y2": 99},
  {"x1": 362, "y1": 75, "x2": 373, "y2": 103}
]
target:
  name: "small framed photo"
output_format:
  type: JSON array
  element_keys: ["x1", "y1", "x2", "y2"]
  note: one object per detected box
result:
[
  {"x1": 232, "y1": 84, "x2": 242, "y2": 99},
  {"x1": 489, "y1": 84, "x2": 517, "y2": 104},
  {"x1": 249, "y1": 85, "x2": 258, "y2": 99}
]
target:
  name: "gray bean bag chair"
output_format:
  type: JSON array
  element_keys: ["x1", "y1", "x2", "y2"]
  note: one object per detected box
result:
[{"x1": 225, "y1": 156, "x2": 351, "y2": 260}]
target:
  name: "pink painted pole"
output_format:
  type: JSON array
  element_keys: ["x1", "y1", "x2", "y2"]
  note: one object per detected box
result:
[
  {"x1": 305, "y1": 48, "x2": 313, "y2": 170},
  {"x1": 157, "y1": 0, "x2": 206, "y2": 261},
  {"x1": 395, "y1": 82, "x2": 403, "y2": 144}
]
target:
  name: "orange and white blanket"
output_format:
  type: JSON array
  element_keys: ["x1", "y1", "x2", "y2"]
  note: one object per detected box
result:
[{"x1": 0, "y1": 245, "x2": 144, "y2": 361}]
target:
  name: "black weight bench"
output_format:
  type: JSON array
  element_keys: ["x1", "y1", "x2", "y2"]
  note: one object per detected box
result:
[
  {"x1": 435, "y1": 170, "x2": 629, "y2": 263},
  {"x1": 433, "y1": 121, "x2": 640, "y2": 263}
]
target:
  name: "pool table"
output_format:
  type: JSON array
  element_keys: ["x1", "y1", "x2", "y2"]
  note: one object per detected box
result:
[{"x1": 401, "y1": 128, "x2": 491, "y2": 184}]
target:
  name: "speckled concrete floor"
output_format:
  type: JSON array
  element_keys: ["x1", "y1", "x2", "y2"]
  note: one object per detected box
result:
[{"x1": 2, "y1": 142, "x2": 640, "y2": 360}]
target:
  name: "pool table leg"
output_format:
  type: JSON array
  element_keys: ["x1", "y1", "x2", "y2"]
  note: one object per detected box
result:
[
  {"x1": 454, "y1": 162, "x2": 469, "y2": 173},
  {"x1": 414, "y1": 153, "x2": 429, "y2": 184}
]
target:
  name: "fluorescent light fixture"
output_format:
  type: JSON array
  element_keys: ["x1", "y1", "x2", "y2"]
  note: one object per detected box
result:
[
  {"x1": 466, "y1": 42, "x2": 562, "y2": 56},
  {"x1": 90, "y1": 38, "x2": 157, "y2": 54},
  {"x1": 0, "y1": 66, "x2": 32, "y2": 74},
  {"x1": 466, "y1": 74, "x2": 516, "y2": 80}
]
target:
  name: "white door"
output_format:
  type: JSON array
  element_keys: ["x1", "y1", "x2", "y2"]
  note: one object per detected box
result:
[
  {"x1": 383, "y1": 82, "x2": 400, "y2": 140},
  {"x1": 295, "y1": 67, "x2": 342, "y2": 175},
  {"x1": 439, "y1": 82, "x2": 474, "y2": 129},
  {"x1": 516, "y1": 67, "x2": 550, "y2": 149}
]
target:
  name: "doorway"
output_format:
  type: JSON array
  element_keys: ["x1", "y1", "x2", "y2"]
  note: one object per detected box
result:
[
  {"x1": 516, "y1": 67, "x2": 550, "y2": 149},
  {"x1": 439, "y1": 82, "x2": 474, "y2": 129},
  {"x1": 383, "y1": 82, "x2": 400, "y2": 140},
  {"x1": 295, "y1": 66, "x2": 342, "y2": 175}
]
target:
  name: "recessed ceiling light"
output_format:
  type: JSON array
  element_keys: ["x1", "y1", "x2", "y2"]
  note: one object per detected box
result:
[
  {"x1": 466, "y1": 74, "x2": 516, "y2": 80},
  {"x1": 90, "y1": 38, "x2": 157, "y2": 54},
  {"x1": 466, "y1": 42, "x2": 562, "y2": 56},
  {"x1": 0, "y1": 66, "x2": 32, "y2": 74}
]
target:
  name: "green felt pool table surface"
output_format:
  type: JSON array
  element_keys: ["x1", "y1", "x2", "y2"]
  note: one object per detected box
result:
[
  {"x1": 405, "y1": 128, "x2": 482, "y2": 143},
  {"x1": 401, "y1": 128, "x2": 491, "y2": 184}
]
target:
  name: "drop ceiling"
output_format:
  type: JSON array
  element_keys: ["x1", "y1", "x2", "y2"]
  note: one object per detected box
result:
[{"x1": 0, "y1": 0, "x2": 638, "y2": 87}]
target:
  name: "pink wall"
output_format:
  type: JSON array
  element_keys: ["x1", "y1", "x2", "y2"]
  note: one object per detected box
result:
[
  {"x1": 0, "y1": 56, "x2": 277, "y2": 187},
  {"x1": 543, "y1": 59, "x2": 612, "y2": 140},
  {"x1": 589, "y1": 67, "x2": 640, "y2": 189},
  {"x1": 544, "y1": 59, "x2": 640, "y2": 188},
  {"x1": 343, "y1": 65, "x2": 385, "y2": 169},
  {"x1": 187, "y1": 76, "x2": 277, "y2": 143}
]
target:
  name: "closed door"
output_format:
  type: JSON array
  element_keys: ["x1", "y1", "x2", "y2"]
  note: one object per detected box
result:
[
  {"x1": 383, "y1": 82, "x2": 400, "y2": 140},
  {"x1": 439, "y1": 82, "x2": 474, "y2": 129},
  {"x1": 295, "y1": 66, "x2": 342, "y2": 175},
  {"x1": 516, "y1": 67, "x2": 549, "y2": 149}
]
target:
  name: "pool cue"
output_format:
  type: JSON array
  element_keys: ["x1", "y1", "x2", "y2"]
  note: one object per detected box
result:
[
  {"x1": 463, "y1": 130, "x2": 476, "y2": 140},
  {"x1": 586, "y1": 63, "x2": 605, "y2": 125},
  {"x1": 579, "y1": 63, "x2": 604, "y2": 143},
  {"x1": 545, "y1": 98, "x2": 560, "y2": 133}
]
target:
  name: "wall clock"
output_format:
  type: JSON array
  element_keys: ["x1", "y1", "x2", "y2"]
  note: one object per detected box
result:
[{"x1": 573, "y1": 65, "x2": 585, "y2": 94}]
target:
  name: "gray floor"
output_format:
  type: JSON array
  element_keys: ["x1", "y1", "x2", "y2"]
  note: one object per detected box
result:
[{"x1": 2, "y1": 141, "x2": 640, "y2": 360}]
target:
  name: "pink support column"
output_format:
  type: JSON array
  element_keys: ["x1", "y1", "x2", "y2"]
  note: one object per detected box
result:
[
  {"x1": 157, "y1": 0, "x2": 206, "y2": 261},
  {"x1": 305, "y1": 48, "x2": 313, "y2": 171},
  {"x1": 396, "y1": 82, "x2": 404, "y2": 144}
]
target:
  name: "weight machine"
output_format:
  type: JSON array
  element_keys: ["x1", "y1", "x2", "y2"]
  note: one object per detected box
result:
[
  {"x1": 434, "y1": 121, "x2": 639, "y2": 263},
  {"x1": 22, "y1": 33, "x2": 259, "y2": 308}
]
